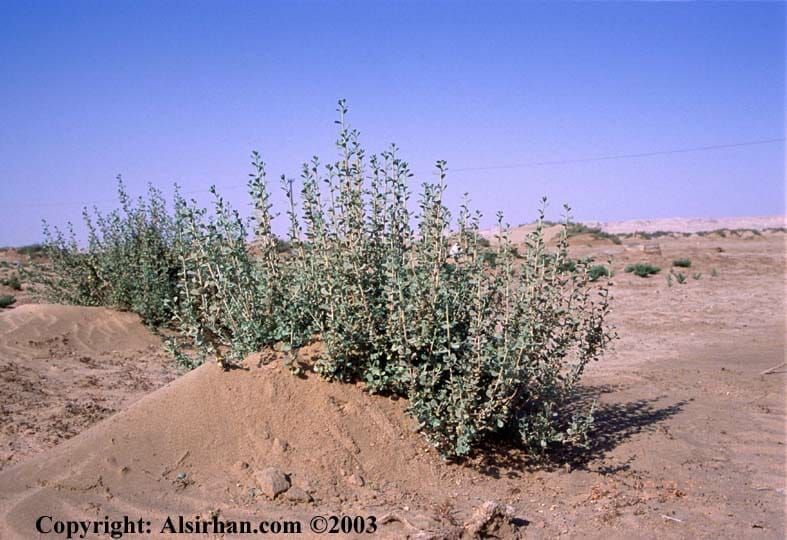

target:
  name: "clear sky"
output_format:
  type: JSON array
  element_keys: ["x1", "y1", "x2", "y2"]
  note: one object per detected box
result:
[{"x1": 1, "y1": 0, "x2": 784, "y2": 245}]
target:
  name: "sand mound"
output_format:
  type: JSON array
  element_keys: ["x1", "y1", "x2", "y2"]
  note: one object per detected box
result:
[
  {"x1": 0, "y1": 304, "x2": 178, "y2": 472},
  {"x1": 0, "y1": 304, "x2": 161, "y2": 358},
  {"x1": 0, "y1": 349, "x2": 514, "y2": 538},
  {"x1": 479, "y1": 223, "x2": 565, "y2": 246}
]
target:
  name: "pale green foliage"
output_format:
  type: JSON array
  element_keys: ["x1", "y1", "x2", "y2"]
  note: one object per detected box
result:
[
  {"x1": 36, "y1": 101, "x2": 614, "y2": 459},
  {"x1": 171, "y1": 159, "x2": 280, "y2": 363},
  {"x1": 266, "y1": 101, "x2": 614, "y2": 457},
  {"x1": 36, "y1": 179, "x2": 178, "y2": 326}
]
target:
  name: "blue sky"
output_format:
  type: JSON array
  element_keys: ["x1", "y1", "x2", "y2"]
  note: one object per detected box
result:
[{"x1": 1, "y1": 0, "x2": 784, "y2": 245}]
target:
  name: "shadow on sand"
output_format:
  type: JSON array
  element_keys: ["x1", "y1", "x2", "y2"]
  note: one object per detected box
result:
[{"x1": 469, "y1": 384, "x2": 687, "y2": 479}]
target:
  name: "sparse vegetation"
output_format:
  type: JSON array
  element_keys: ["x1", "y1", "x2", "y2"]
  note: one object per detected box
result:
[
  {"x1": 0, "y1": 243, "x2": 46, "y2": 257},
  {"x1": 0, "y1": 295, "x2": 16, "y2": 308},
  {"x1": 34, "y1": 180, "x2": 180, "y2": 327},
  {"x1": 625, "y1": 264, "x2": 661, "y2": 278},
  {"x1": 588, "y1": 265, "x2": 610, "y2": 282},
  {"x1": 565, "y1": 223, "x2": 622, "y2": 245},
  {"x1": 14, "y1": 244, "x2": 46, "y2": 257},
  {"x1": 34, "y1": 101, "x2": 614, "y2": 460},
  {"x1": 672, "y1": 258, "x2": 691, "y2": 268},
  {"x1": 620, "y1": 230, "x2": 674, "y2": 240},
  {"x1": 470, "y1": 231, "x2": 491, "y2": 248},
  {"x1": 2, "y1": 274, "x2": 22, "y2": 290}
]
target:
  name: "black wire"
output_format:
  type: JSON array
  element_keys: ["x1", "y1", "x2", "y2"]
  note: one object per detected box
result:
[{"x1": 449, "y1": 138, "x2": 785, "y2": 172}]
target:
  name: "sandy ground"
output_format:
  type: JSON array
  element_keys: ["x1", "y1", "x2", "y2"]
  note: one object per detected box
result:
[
  {"x1": 0, "y1": 305, "x2": 179, "y2": 471},
  {"x1": 0, "y1": 226, "x2": 784, "y2": 539}
]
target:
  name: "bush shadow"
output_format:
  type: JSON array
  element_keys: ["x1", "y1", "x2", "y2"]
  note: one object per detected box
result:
[{"x1": 468, "y1": 384, "x2": 686, "y2": 479}]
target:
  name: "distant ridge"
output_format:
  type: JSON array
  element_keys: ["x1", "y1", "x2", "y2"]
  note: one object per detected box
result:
[
  {"x1": 584, "y1": 215, "x2": 785, "y2": 234},
  {"x1": 477, "y1": 215, "x2": 785, "y2": 242}
]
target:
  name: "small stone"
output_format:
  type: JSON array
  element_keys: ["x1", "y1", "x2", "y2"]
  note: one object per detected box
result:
[
  {"x1": 176, "y1": 472, "x2": 187, "y2": 481},
  {"x1": 463, "y1": 501, "x2": 518, "y2": 538},
  {"x1": 272, "y1": 438, "x2": 288, "y2": 453},
  {"x1": 348, "y1": 473, "x2": 365, "y2": 487},
  {"x1": 285, "y1": 486, "x2": 313, "y2": 503},
  {"x1": 253, "y1": 467, "x2": 291, "y2": 499}
]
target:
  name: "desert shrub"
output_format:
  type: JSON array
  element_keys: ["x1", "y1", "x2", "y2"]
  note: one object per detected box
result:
[
  {"x1": 37, "y1": 101, "x2": 614, "y2": 460},
  {"x1": 692, "y1": 272, "x2": 702, "y2": 280},
  {"x1": 636, "y1": 231, "x2": 672, "y2": 240},
  {"x1": 274, "y1": 237, "x2": 292, "y2": 253},
  {"x1": 481, "y1": 251, "x2": 498, "y2": 267},
  {"x1": 171, "y1": 158, "x2": 281, "y2": 364},
  {"x1": 588, "y1": 265, "x2": 609, "y2": 282},
  {"x1": 561, "y1": 259, "x2": 577, "y2": 272},
  {"x1": 5, "y1": 274, "x2": 22, "y2": 290},
  {"x1": 35, "y1": 179, "x2": 179, "y2": 326},
  {"x1": 506, "y1": 245, "x2": 522, "y2": 258},
  {"x1": 176, "y1": 102, "x2": 614, "y2": 456},
  {"x1": 672, "y1": 258, "x2": 691, "y2": 268},
  {"x1": 468, "y1": 231, "x2": 491, "y2": 248},
  {"x1": 674, "y1": 271, "x2": 687, "y2": 284},
  {"x1": 265, "y1": 103, "x2": 614, "y2": 457},
  {"x1": 625, "y1": 263, "x2": 661, "y2": 278},
  {"x1": 0, "y1": 295, "x2": 15, "y2": 308}
]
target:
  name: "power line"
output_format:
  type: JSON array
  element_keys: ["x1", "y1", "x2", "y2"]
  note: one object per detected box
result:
[
  {"x1": 448, "y1": 137, "x2": 785, "y2": 172},
  {"x1": 3, "y1": 137, "x2": 783, "y2": 209}
]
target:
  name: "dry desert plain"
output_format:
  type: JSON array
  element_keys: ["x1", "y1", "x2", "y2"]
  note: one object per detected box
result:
[{"x1": 0, "y1": 217, "x2": 784, "y2": 539}]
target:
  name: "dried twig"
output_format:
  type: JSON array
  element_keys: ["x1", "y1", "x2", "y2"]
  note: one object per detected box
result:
[
  {"x1": 661, "y1": 514, "x2": 683, "y2": 523},
  {"x1": 379, "y1": 512, "x2": 419, "y2": 530},
  {"x1": 760, "y1": 362, "x2": 786, "y2": 376}
]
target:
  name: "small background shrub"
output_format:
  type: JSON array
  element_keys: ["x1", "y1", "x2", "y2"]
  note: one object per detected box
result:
[
  {"x1": 625, "y1": 263, "x2": 661, "y2": 278},
  {"x1": 1, "y1": 274, "x2": 22, "y2": 290},
  {"x1": 588, "y1": 265, "x2": 610, "y2": 282},
  {"x1": 565, "y1": 223, "x2": 622, "y2": 245},
  {"x1": 0, "y1": 295, "x2": 16, "y2": 308},
  {"x1": 672, "y1": 258, "x2": 691, "y2": 268}
]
